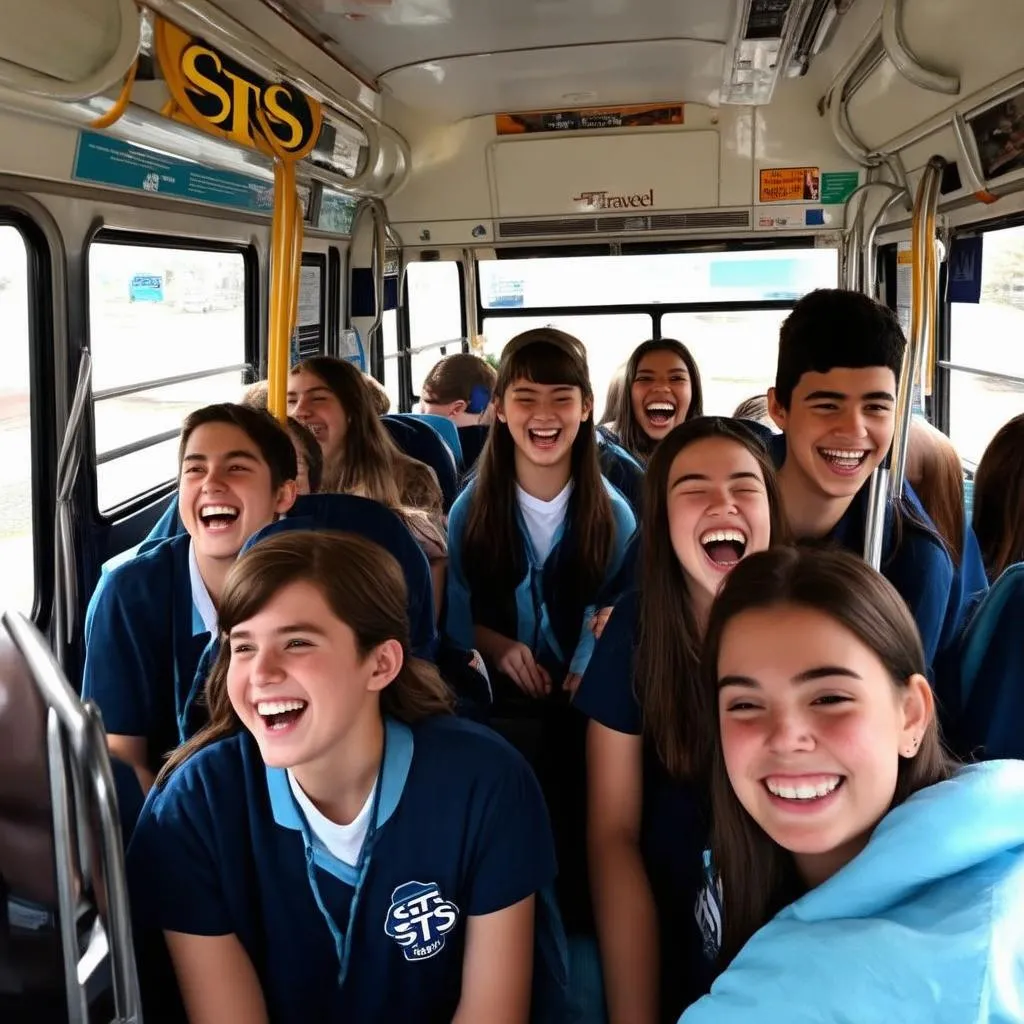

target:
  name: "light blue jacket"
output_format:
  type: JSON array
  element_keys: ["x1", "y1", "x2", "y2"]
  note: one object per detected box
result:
[{"x1": 682, "y1": 761, "x2": 1024, "y2": 1024}]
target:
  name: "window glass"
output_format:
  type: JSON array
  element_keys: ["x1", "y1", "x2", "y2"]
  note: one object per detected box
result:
[
  {"x1": 0, "y1": 224, "x2": 34, "y2": 614},
  {"x1": 661, "y1": 309, "x2": 788, "y2": 416},
  {"x1": 381, "y1": 308, "x2": 401, "y2": 410},
  {"x1": 479, "y1": 248, "x2": 837, "y2": 309},
  {"x1": 88, "y1": 241, "x2": 248, "y2": 511},
  {"x1": 948, "y1": 224, "x2": 1024, "y2": 466},
  {"x1": 481, "y1": 313, "x2": 653, "y2": 416},
  {"x1": 408, "y1": 262, "x2": 463, "y2": 399}
]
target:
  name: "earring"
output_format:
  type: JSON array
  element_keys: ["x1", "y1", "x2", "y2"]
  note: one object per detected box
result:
[{"x1": 902, "y1": 736, "x2": 920, "y2": 758}]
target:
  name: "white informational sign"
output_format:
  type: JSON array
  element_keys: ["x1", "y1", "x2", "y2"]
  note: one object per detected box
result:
[{"x1": 298, "y1": 265, "x2": 321, "y2": 329}]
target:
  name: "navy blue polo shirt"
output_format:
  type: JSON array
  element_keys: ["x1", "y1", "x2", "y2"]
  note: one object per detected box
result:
[
  {"x1": 768, "y1": 434, "x2": 968, "y2": 681},
  {"x1": 127, "y1": 715, "x2": 566, "y2": 1023},
  {"x1": 83, "y1": 534, "x2": 211, "y2": 771},
  {"x1": 574, "y1": 590, "x2": 713, "y2": 1020}
]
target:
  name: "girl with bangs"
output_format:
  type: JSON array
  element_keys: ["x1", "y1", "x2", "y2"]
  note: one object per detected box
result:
[
  {"x1": 127, "y1": 531, "x2": 566, "y2": 1024},
  {"x1": 600, "y1": 339, "x2": 703, "y2": 464},
  {"x1": 445, "y1": 328, "x2": 636, "y2": 1015},
  {"x1": 575, "y1": 417, "x2": 788, "y2": 1023}
]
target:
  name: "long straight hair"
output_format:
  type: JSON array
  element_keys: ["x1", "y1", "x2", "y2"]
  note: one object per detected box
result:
[
  {"x1": 635, "y1": 418, "x2": 788, "y2": 781},
  {"x1": 702, "y1": 545, "x2": 955, "y2": 965},
  {"x1": 291, "y1": 357, "x2": 442, "y2": 516},
  {"x1": 158, "y1": 531, "x2": 454, "y2": 784},
  {"x1": 462, "y1": 328, "x2": 615, "y2": 601},
  {"x1": 973, "y1": 412, "x2": 1024, "y2": 581},
  {"x1": 613, "y1": 339, "x2": 703, "y2": 462},
  {"x1": 907, "y1": 419, "x2": 964, "y2": 564}
]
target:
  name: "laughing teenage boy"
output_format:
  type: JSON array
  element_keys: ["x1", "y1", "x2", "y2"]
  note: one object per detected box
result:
[
  {"x1": 767, "y1": 289, "x2": 986, "y2": 702},
  {"x1": 83, "y1": 404, "x2": 298, "y2": 794}
]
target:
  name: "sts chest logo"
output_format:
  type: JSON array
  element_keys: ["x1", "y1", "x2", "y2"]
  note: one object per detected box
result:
[{"x1": 384, "y1": 881, "x2": 460, "y2": 961}]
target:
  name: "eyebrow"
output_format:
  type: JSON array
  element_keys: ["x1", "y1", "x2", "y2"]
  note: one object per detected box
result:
[
  {"x1": 718, "y1": 665, "x2": 863, "y2": 689},
  {"x1": 286, "y1": 385, "x2": 332, "y2": 398},
  {"x1": 183, "y1": 449, "x2": 261, "y2": 464},
  {"x1": 230, "y1": 622, "x2": 329, "y2": 640},
  {"x1": 511, "y1": 383, "x2": 574, "y2": 393},
  {"x1": 671, "y1": 470, "x2": 762, "y2": 488},
  {"x1": 803, "y1": 389, "x2": 895, "y2": 402}
]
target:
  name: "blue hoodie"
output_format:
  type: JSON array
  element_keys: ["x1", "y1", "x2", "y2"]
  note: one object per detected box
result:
[{"x1": 681, "y1": 761, "x2": 1024, "y2": 1024}]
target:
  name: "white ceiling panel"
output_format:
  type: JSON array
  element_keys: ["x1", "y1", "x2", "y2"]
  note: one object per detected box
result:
[
  {"x1": 377, "y1": 38, "x2": 725, "y2": 120},
  {"x1": 266, "y1": 0, "x2": 734, "y2": 79}
]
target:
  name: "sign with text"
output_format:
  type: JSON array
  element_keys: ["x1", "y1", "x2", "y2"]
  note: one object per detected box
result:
[
  {"x1": 496, "y1": 103, "x2": 683, "y2": 135},
  {"x1": 156, "y1": 19, "x2": 322, "y2": 161},
  {"x1": 759, "y1": 166, "x2": 820, "y2": 203}
]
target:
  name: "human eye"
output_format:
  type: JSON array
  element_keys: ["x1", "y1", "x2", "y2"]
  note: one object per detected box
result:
[
  {"x1": 285, "y1": 637, "x2": 314, "y2": 649},
  {"x1": 724, "y1": 698, "x2": 762, "y2": 713},
  {"x1": 812, "y1": 693, "x2": 853, "y2": 707},
  {"x1": 230, "y1": 641, "x2": 255, "y2": 655}
]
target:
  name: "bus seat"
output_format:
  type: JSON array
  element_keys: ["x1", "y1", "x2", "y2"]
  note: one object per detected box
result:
[
  {"x1": 0, "y1": 611, "x2": 141, "y2": 1023},
  {"x1": 244, "y1": 493, "x2": 438, "y2": 660},
  {"x1": 457, "y1": 424, "x2": 491, "y2": 470},
  {"x1": 596, "y1": 434, "x2": 644, "y2": 515},
  {"x1": 382, "y1": 415, "x2": 460, "y2": 511},
  {"x1": 956, "y1": 562, "x2": 1024, "y2": 760},
  {"x1": 405, "y1": 412, "x2": 464, "y2": 468},
  {"x1": 142, "y1": 492, "x2": 184, "y2": 549}
]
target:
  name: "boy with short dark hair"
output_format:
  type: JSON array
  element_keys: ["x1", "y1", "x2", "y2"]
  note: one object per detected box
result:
[
  {"x1": 83, "y1": 403, "x2": 298, "y2": 792},
  {"x1": 419, "y1": 353, "x2": 497, "y2": 427},
  {"x1": 767, "y1": 289, "x2": 986, "y2": 691}
]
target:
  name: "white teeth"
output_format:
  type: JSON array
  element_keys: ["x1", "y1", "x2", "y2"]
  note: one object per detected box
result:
[
  {"x1": 820, "y1": 448, "x2": 868, "y2": 459},
  {"x1": 530, "y1": 428, "x2": 559, "y2": 437},
  {"x1": 256, "y1": 699, "x2": 307, "y2": 716},
  {"x1": 200, "y1": 505, "x2": 239, "y2": 519},
  {"x1": 765, "y1": 776, "x2": 841, "y2": 800},
  {"x1": 645, "y1": 403, "x2": 676, "y2": 414},
  {"x1": 700, "y1": 528, "x2": 747, "y2": 546}
]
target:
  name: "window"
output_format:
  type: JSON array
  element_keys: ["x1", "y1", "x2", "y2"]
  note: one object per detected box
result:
[
  {"x1": 408, "y1": 262, "x2": 463, "y2": 400},
  {"x1": 0, "y1": 224, "x2": 34, "y2": 614},
  {"x1": 89, "y1": 240, "x2": 249, "y2": 511},
  {"x1": 381, "y1": 308, "x2": 401, "y2": 410},
  {"x1": 481, "y1": 313, "x2": 654, "y2": 415},
  {"x1": 661, "y1": 309, "x2": 790, "y2": 416},
  {"x1": 479, "y1": 249, "x2": 838, "y2": 310},
  {"x1": 946, "y1": 224, "x2": 1024, "y2": 467}
]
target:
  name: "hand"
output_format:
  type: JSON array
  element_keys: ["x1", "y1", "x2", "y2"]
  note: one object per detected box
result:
[
  {"x1": 495, "y1": 640, "x2": 552, "y2": 699},
  {"x1": 564, "y1": 672, "x2": 583, "y2": 698},
  {"x1": 590, "y1": 606, "x2": 614, "y2": 640}
]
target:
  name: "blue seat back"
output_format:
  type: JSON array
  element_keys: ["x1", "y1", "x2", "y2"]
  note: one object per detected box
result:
[
  {"x1": 243, "y1": 493, "x2": 438, "y2": 660},
  {"x1": 381, "y1": 415, "x2": 460, "y2": 512},
  {"x1": 595, "y1": 435, "x2": 644, "y2": 516},
  {"x1": 405, "y1": 413, "x2": 463, "y2": 467},
  {"x1": 957, "y1": 562, "x2": 1024, "y2": 760},
  {"x1": 456, "y1": 424, "x2": 490, "y2": 471}
]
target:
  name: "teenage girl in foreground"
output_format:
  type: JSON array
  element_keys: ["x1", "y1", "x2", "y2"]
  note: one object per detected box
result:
[
  {"x1": 128, "y1": 531, "x2": 564, "y2": 1024},
  {"x1": 576, "y1": 417, "x2": 787, "y2": 1023},
  {"x1": 682, "y1": 545, "x2": 1024, "y2": 1023}
]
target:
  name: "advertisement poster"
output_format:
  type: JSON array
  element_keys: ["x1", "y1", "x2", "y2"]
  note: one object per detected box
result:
[
  {"x1": 968, "y1": 94, "x2": 1024, "y2": 180},
  {"x1": 759, "y1": 166, "x2": 821, "y2": 203},
  {"x1": 496, "y1": 103, "x2": 684, "y2": 135}
]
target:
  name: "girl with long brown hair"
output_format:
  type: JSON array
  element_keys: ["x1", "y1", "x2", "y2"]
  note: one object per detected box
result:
[
  {"x1": 601, "y1": 339, "x2": 703, "y2": 463},
  {"x1": 973, "y1": 411, "x2": 1024, "y2": 581},
  {"x1": 128, "y1": 531, "x2": 565, "y2": 1024},
  {"x1": 287, "y1": 356, "x2": 448, "y2": 617},
  {"x1": 576, "y1": 416, "x2": 787, "y2": 1023},
  {"x1": 682, "y1": 545, "x2": 1024, "y2": 1023}
]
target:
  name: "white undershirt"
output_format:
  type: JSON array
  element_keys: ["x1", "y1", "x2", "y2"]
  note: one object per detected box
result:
[
  {"x1": 187, "y1": 540, "x2": 218, "y2": 635},
  {"x1": 287, "y1": 770, "x2": 377, "y2": 868},
  {"x1": 516, "y1": 480, "x2": 572, "y2": 563}
]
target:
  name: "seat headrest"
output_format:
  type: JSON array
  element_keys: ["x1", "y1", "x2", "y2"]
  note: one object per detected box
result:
[{"x1": 0, "y1": 620, "x2": 55, "y2": 906}]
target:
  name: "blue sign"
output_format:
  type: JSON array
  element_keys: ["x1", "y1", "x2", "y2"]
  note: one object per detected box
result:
[
  {"x1": 72, "y1": 131, "x2": 275, "y2": 213},
  {"x1": 949, "y1": 235, "x2": 983, "y2": 304},
  {"x1": 129, "y1": 273, "x2": 163, "y2": 302}
]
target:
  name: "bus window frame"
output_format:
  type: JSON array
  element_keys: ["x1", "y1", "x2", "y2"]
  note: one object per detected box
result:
[
  {"x1": 935, "y1": 212, "x2": 1024, "y2": 470},
  {"x1": 399, "y1": 258, "x2": 468, "y2": 409},
  {"x1": 84, "y1": 227, "x2": 259, "y2": 522},
  {"x1": 0, "y1": 207, "x2": 56, "y2": 628}
]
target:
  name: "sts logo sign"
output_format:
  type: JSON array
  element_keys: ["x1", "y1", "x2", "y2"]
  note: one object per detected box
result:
[{"x1": 384, "y1": 881, "x2": 460, "y2": 961}]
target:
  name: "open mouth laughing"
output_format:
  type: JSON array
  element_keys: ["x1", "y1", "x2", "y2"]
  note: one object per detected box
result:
[
  {"x1": 817, "y1": 447, "x2": 871, "y2": 477},
  {"x1": 256, "y1": 698, "x2": 308, "y2": 734},
  {"x1": 763, "y1": 774, "x2": 845, "y2": 809},
  {"x1": 527, "y1": 427, "x2": 562, "y2": 450},
  {"x1": 198, "y1": 503, "x2": 240, "y2": 533},
  {"x1": 644, "y1": 401, "x2": 677, "y2": 429},
  {"x1": 700, "y1": 527, "x2": 748, "y2": 570}
]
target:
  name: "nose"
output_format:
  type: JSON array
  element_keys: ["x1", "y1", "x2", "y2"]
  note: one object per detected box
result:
[
  {"x1": 766, "y1": 706, "x2": 815, "y2": 755},
  {"x1": 836, "y1": 405, "x2": 868, "y2": 438},
  {"x1": 704, "y1": 484, "x2": 738, "y2": 517},
  {"x1": 249, "y1": 646, "x2": 286, "y2": 687},
  {"x1": 291, "y1": 393, "x2": 313, "y2": 421},
  {"x1": 200, "y1": 465, "x2": 228, "y2": 493}
]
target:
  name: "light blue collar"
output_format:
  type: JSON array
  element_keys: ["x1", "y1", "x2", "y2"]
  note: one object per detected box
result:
[
  {"x1": 266, "y1": 717, "x2": 413, "y2": 846},
  {"x1": 187, "y1": 540, "x2": 218, "y2": 637}
]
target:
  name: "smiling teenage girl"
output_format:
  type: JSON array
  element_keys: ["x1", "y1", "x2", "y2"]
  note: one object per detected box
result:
[
  {"x1": 575, "y1": 418, "x2": 787, "y2": 1023},
  {"x1": 681, "y1": 545, "x2": 1024, "y2": 1023},
  {"x1": 128, "y1": 531, "x2": 564, "y2": 1024}
]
